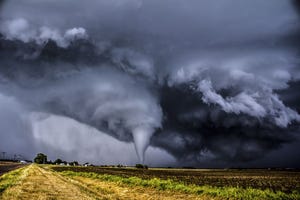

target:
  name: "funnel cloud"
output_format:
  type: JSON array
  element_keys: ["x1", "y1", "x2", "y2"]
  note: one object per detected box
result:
[{"x1": 0, "y1": 0, "x2": 300, "y2": 167}]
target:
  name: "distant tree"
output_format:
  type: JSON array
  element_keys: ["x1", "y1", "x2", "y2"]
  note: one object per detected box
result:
[
  {"x1": 69, "y1": 161, "x2": 79, "y2": 166},
  {"x1": 54, "y1": 158, "x2": 63, "y2": 164},
  {"x1": 135, "y1": 164, "x2": 148, "y2": 169},
  {"x1": 136, "y1": 164, "x2": 143, "y2": 168},
  {"x1": 34, "y1": 153, "x2": 47, "y2": 164}
]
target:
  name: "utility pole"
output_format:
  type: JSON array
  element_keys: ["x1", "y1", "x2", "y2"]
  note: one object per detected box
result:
[{"x1": 1, "y1": 152, "x2": 6, "y2": 160}]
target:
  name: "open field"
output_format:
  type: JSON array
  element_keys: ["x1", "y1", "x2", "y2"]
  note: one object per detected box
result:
[
  {"x1": 52, "y1": 166, "x2": 300, "y2": 193},
  {"x1": 0, "y1": 162, "x2": 26, "y2": 176},
  {"x1": 0, "y1": 164, "x2": 299, "y2": 200},
  {"x1": 0, "y1": 165, "x2": 206, "y2": 200}
]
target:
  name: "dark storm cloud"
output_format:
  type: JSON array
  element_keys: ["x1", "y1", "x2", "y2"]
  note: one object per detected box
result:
[
  {"x1": 0, "y1": 0, "x2": 4, "y2": 9},
  {"x1": 0, "y1": 0, "x2": 300, "y2": 167},
  {"x1": 293, "y1": 0, "x2": 300, "y2": 14}
]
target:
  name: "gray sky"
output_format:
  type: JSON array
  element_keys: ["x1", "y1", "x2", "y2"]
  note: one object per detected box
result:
[{"x1": 0, "y1": 0, "x2": 299, "y2": 167}]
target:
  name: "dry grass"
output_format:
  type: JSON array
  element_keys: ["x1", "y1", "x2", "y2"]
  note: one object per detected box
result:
[
  {"x1": 72, "y1": 176, "x2": 214, "y2": 200},
  {"x1": 1, "y1": 165, "x2": 95, "y2": 200}
]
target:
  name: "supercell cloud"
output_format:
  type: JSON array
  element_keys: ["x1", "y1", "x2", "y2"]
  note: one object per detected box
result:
[{"x1": 0, "y1": 0, "x2": 300, "y2": 167}]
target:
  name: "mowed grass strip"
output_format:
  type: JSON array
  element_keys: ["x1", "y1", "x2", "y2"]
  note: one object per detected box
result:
[
  {"x1": 70, "y1": 175, "x2": 209, "y2": 200},
  {"x1": 44, "y1": 166, "x2": 213, "y2": 200},
  {"x1": 60, "y1": 171, "x2": 300, "y2": 200}
]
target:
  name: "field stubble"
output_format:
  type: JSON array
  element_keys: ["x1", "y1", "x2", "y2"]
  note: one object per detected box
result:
[
  {"x1": 0, "y1": 162, "x2": 26, "y2": 176},
  {"x1": 52, "y1": 166, "x2": 300, "y2": 193}
]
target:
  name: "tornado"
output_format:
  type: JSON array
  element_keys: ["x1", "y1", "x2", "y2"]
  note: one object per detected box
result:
[{"x1": 132, "y1": 126, "x2": 154, "y2": 163}]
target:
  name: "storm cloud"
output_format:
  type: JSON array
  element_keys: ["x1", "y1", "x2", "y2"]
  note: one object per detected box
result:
[{"x1": 0, "y1": 0, "x2": 300, "y2": 167}]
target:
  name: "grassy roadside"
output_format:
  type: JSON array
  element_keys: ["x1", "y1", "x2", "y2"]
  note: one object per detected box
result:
[
  {"x1": 60, "y1": 170, "x2": 300, "y2": 200},
  {"x1": 0, "y1": 166, "x2": 28, "y2": 194}
]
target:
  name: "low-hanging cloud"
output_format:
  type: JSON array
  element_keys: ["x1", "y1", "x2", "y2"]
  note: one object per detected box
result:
[
  {"x1": 2, "y1": 68, "x2": 162, "y2": 163},
  {"x1": 167, "y1": 51, "x2": 300, "y2": 128},
  {"x1": 1, "y1": 18, "x2": 88, "y2": 48},
  {"x1": 30, "y1": 112, "x2": 175, "y2": 166}
]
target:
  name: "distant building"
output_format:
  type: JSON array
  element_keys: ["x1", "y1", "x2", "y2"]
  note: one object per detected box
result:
[{"x1": 84, "y1": 163, "x2": 92, "y2": 167}]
